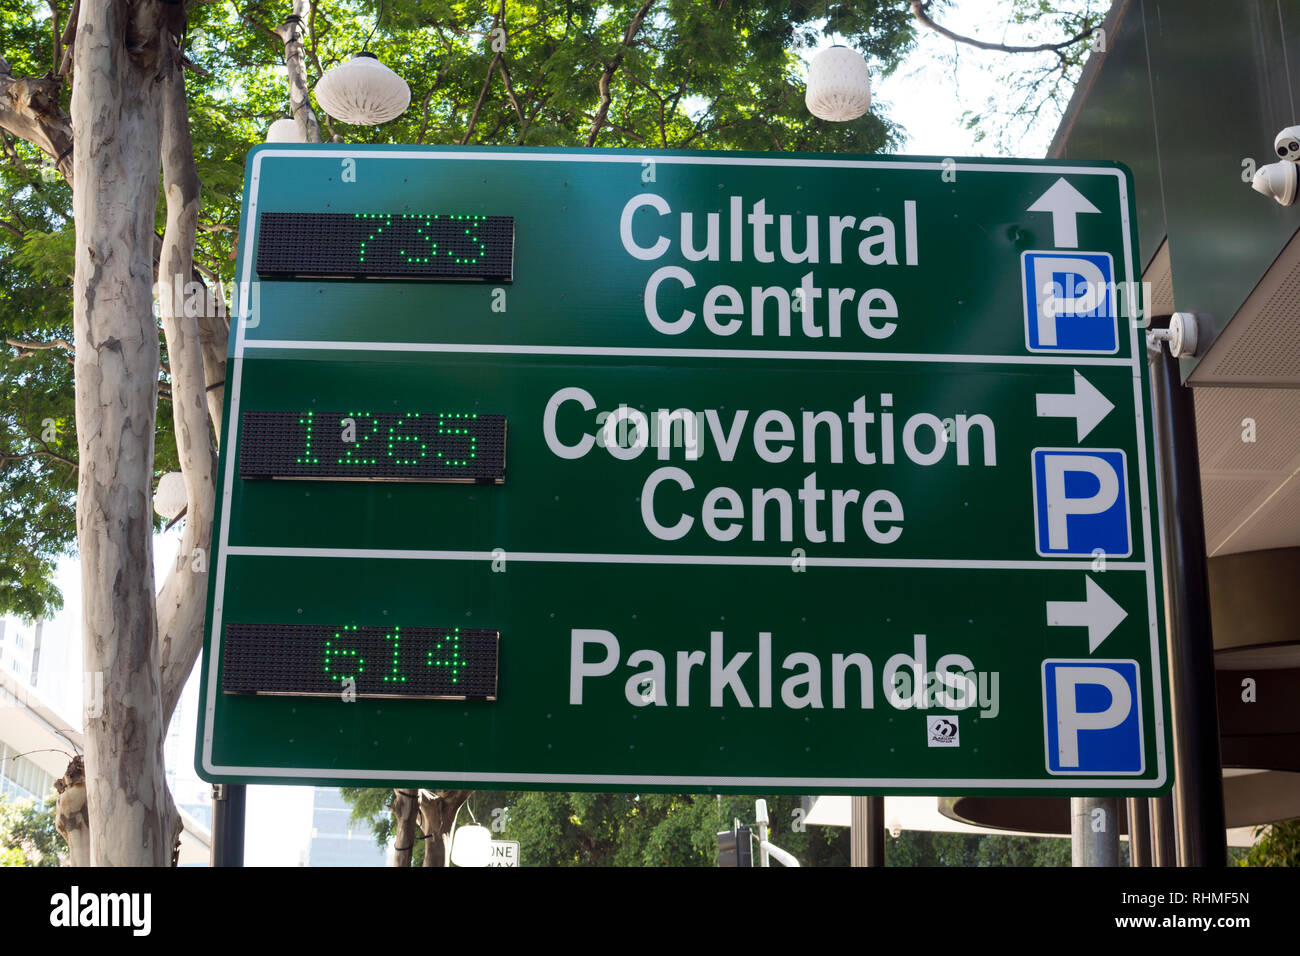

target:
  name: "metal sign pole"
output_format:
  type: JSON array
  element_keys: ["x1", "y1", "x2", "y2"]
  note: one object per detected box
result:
[
  {"x1": 1149, "y1": 793, "x2": 1177, "y2": 866},
  {"x1": 1071, "y1": 797, "x2": 1119, "y2": 866},
  {"x1": 1148, "y1": 333, "x2": 1227, "y2": 866},
  {"x1": 1126, "y1": 796, "x2": 1151, "y2": 866},
  {"x1": 850, "y1": 795, "x2": 885, "y2": 866},
  {"x1": 211, "y1": 783, "x2": 246, "y2": 867}
]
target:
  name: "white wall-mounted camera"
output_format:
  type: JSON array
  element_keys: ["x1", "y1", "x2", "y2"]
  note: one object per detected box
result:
[
  {"x1": 1248, "y1": 125, "x2": 1300, "y2": 206},
  {"x1": 1148, "y1": 312, "x2": 1201, "y2": 359},
  {"x1": 1252, "y1": 160, "x2": 1298, "y2": 206},
  {"x1": 1273, "y1": 124, "x2": 1300, "y2": 160}
]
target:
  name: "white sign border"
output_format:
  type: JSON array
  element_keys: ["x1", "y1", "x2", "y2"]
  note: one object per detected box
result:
[{"x1": 201, "y1": 149, "x2": 1168, "y2": 792}]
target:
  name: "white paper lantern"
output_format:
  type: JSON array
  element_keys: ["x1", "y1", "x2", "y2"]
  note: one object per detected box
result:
[
  {"x1": 805, "y1": 46, "x2": 871, "y2": 122},
  {"x1": 266, "y1": 118, "x2": 303, "y2": 143},
  {"x1": 154, "y1": 472, "x2": 188, "y2": 521},
  {"x1": 314, "y1": 52, "x2": 411, "y2": 126},
  {"x1": 449, "y1": 824, "x2": 492, "y2": 867}
]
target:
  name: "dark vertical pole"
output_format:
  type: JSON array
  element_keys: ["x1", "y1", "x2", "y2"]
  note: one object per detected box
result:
[
  {"x1": 1127, "y1": 797, "x2": 1151, "y2": 867},
  {"x1": 1149, "y1": 343, "x2": 1227, "y2": 867},
  {"x1": 211, "y1": 783, "x2": 246, "y2": 867},
  {"x1": 850, "y1": 795, "x2": 886, "y2": 866},
  {"x1": 1149, "y1": 794, "x2": 1177, "y2": 866},
  {"x1": 866, "y1": 796, "x2": 885, "y2": 866}
]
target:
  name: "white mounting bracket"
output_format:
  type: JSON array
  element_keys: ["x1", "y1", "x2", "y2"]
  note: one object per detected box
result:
[{"x1": 1147, "y1": 312, "x2": 1200, "y2": 358}]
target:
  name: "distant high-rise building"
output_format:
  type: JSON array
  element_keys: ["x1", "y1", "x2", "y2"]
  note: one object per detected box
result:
[
  {"x1": 306, "y1": 788, "x2": 387, "y2": 866},
  {"x1": 0, "y1": 619, "x2": 37, "y2": 685},
  {"x1": 0, "y1": 619, "x2": 71, "y2": 804}
]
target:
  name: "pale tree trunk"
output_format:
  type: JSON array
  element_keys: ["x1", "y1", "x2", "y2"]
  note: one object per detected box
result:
[
  {"x1": 71, "y1": 0, "x2": 171, "y2": 866},
  {"x1": 275, "y1": 0, "x2": 322, "y2": 144},
  {"x1": 53, "y1": 756, "x2": 90, "y2": 867},
  {"x1": 2, "y1": 48, "x2": 227, "y2": 438},
  {"x1": 418, "y1": 789, "x2": 470, "y2": 867},
  {"x1": 156, "y1": 47, "x2": 218, "y2": 725},
  {"x1": 4, "y1": 9, "x2": 224, "y2": 865},
  {"x1": 392, "y1": 788, "x2": 419, "y2": 867},
  {"x1": 193, "y1": 278, "x2": 227, "y2": 432}
]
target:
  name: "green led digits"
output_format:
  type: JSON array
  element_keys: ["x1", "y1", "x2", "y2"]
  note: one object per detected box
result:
[
  {"x1": 382, "y1": 627, "x2": 406, "y2": 683},
  {"x1": 296, "y1": 410, "x2": 318, "y2": 465},
  {"x1": 357, "y1": 214, "x2": 389, "y2": 264},
  {"x1": 323, "y1": 625, "x2": 364, "y2": 681},
  {"x1": 321, "y1": 625, "x2": 464, "y2": 687},
  {"x1": 425, "y1": 627, "x2": 462, "y2": 684},
  {"x1": 436, "y1": 412, "x2": 478, "y2": 468},
  {"x1": 354, "y1": 212, "x2": 488, "y2": 266},
  {"x1": 338, "y1": 412, "x2": 381, "y2": 466},
  {"x1": 459, "y1": 215, "x2": 486, "y2": 264},
  {"x1": 389, "y1": 412, "x2": 427, "y2": 467},
  {"x1": 263, "y1": 409, "x2": 501, "y2": 480}
]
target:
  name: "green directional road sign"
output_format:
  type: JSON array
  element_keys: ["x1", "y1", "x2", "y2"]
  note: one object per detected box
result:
[{"x1": 196, "y1": 145, "x2": 1172, "y2": 795}]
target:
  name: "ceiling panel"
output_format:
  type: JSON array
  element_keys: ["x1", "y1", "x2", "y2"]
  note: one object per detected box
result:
[
  {"x1": 1190, "y1": 228, "x2": 1300, "y2": 387},
  {"x1": 1195, "y1": 386, "x2": 1300, "y2": 554},
  {"x1": 1200, "y1": 476, "x2": 1279, "y2": 549}
]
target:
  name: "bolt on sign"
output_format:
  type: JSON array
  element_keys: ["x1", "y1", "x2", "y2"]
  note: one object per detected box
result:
[{"x1": 196, "y1": 145, "x2": 1172, "y2": 795}]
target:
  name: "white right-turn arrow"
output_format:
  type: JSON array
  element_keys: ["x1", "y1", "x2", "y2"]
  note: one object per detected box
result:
[
  {"x1": 1036, "y1": 370, "x2": 1115, "y2": 440},
  {"x1": 1046, "y1": 575, "x2": 1128, "y2": 653}
]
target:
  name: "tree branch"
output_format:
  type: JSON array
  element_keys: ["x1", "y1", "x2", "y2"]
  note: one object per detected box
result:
[
  {"x1": 461, "y1": 3, "x2": 506, "y2": 146},
  {"x1": 585, "y1": 0, "x2": 654, "y2": 147},
  {"x1": 274, "y1": 2, "x2": 322, "y2": 143},
  {"x1": 517, "y1": 91, "x2": 550, "y2": 145},
  {"x1": 57, "y1": 0, "x2": 78, "y2": 76},
  {"x1": 306, "y1": 0, "x2": 325, "y2": 79},
  {"x1": 460, "y1": 52, "x2": 501, "y2": 145},
  {"x1": 576, "y1": 110, "x2": 644, "y2": 142},
  {"x1": 497, "y1": 60, "x2": 525, "y2": 127},
  {"x1": 156, "y1": 46, "x2": 219, "y2": 724},
  {"x1": 0, "y1": 447, "x2": 77, "y2": 470},
  {"x1": 0, "y1": 56, "x2": 74, "y2": 183},
  {"x1": 48, "y1": 1, "x2": 62, "y2": 72},
  {"x1": 910, "y1": 1, "x2": 1098, "y2": 54},
  {"x1": 6, "y1": 336, "x2": 74, "y2": 355},
  {"x1": 233, "y1": 4, "x2": 281, "y2": 45}
]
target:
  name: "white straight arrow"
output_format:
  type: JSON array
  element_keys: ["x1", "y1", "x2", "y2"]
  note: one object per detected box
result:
[
  {"x1": 1027, "y1": 177, "x2": 1100, "y2": 249},
  {"x1": 1036, "y1": 370, "x2": 1115, "y2": 441},
  {"x1": 1046, "y1": 576, "x2": 1128, "y2": 653}
]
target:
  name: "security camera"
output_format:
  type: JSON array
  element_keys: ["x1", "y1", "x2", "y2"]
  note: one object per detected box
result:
[
  {"x1": 1274, "y1": 124, "x2": 1300, "y2": 160},
  {"x1": 1252, "y1": 160, "x2": 1298, "y2": 206}
]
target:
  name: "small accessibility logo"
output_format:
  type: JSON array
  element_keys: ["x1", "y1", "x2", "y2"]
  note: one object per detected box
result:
[{"x1": 926, "y1": 715, "x2": 960, "y2": 748}]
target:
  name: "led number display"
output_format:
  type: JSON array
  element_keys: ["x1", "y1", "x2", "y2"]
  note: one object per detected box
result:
[
  {"x1": 239, "y1": 410, "x2": 506, "y2": 483},
  {"x1": 256, "y1": 212, "x2": 515, "y2": 280},
  {"x1": 222, "y1": 623, "x2": 499, "y2": 699}
]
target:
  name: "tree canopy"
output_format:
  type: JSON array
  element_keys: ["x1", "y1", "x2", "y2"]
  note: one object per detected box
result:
[
  {"x1": 343, "y1": 788, "x2": 852, "y2": 866},
  {"x1": 0, "y1": 794, "x2": 66, "y2": 866},
  {"x1": 341, "y1": 786, "x2": 1108, "y2": 867},
  {"x1": 0, "y1": 0, "x2": 932, "y2": 622},
  {"x1": 1, "y1": 0, "x2": 1109, "y2": 866}
]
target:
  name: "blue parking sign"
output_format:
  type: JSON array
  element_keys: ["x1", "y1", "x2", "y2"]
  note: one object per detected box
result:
[
  {"x1": 1043, "y1": 660, "x2": 1143, "y2": 774},
  {"x1": 1022, "y1": 251, "x2": 1118, "y2": 353},
  {"x1": 1032, "y1": 448, "x2": 1131, "y2": 557}
]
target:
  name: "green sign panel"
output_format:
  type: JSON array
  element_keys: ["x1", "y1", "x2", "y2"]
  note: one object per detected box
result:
[{"x1": 196, "y1": 145, "x2": 1171, "y2": 794}]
